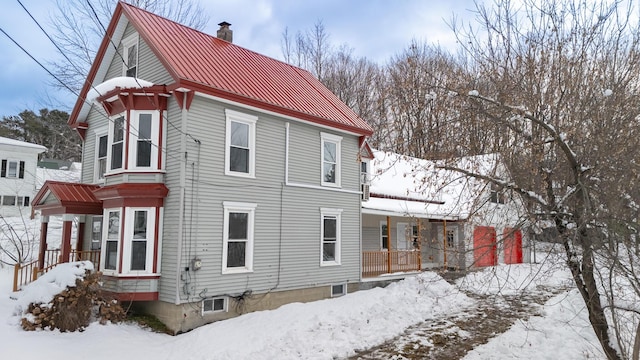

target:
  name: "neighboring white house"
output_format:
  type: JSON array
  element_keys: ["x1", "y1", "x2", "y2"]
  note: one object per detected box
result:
[
  {"x1": 0, "y1": 137, "x2": 46, "y2": 218},
  {"x1": 361, "y1": 150, "x2": 531, "y2": 275}
]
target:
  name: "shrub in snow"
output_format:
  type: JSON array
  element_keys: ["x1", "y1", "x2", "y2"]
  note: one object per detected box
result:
[{"x1": 17, "y1": 262, "x2": 125, "y2": 332}]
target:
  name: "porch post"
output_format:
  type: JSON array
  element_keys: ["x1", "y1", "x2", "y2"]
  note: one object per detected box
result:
[
  {"x1": 443, "y1": 219, "x2": 447, "y2": 270},
  {"x1": 38, "y1": 216, "x2": 49, "y2": 269},
  {"x1": 386, "y1": 216, "x2": 392, "y2": 274},
  {"x1": 60, "y1": 214, "x2": 74, "y2": 263},
  {"x1": 76, "y1": 216, "x2": 86, "y2": 256},
  {"x1": 417, "y1": 219, "x2": 422, "y2": 271}
]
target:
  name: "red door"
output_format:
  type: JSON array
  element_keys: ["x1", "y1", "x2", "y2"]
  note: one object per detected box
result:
[
  {"x1": 503, "y1": 228, "x2": 523, "y2": 264},
  {"x1": 473, "y1": 226, "x2": 497, "y2": 267}
]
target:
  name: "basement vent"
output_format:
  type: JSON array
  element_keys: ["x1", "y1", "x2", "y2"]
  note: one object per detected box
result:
[
  {"x1": 331, "y1": 283, "x2": 346, "y2": 297},
  {"x1": 202, "y1": 297, "x2": 227, "y2": 314}
]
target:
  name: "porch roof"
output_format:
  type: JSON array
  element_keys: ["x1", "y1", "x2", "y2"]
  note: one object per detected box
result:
[
  {"x1": 32, "y1": 181, "x2": 103, "y2": 216},
  {"x1": 362, "y1": 197, "x2": 462, "y2": 221}
]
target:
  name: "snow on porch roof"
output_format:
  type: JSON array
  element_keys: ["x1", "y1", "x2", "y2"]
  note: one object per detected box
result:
[{"x1": 32, "y1": 181, "x2": 102, "y2": 216}]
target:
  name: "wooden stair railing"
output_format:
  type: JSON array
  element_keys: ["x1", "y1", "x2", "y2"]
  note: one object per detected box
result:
[{"x1": 12, "y1": 249, "x2": 100, "y2": 292}]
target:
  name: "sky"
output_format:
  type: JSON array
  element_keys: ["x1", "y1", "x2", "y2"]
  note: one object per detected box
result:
[{"x1": 0, "y1": 0, "x2": 480, "y2": 119}]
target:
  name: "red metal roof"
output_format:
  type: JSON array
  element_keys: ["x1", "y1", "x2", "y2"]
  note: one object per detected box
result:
[
  {"x1": 70, "y1": 2, "x2": 373, "y2": 136},
  {"x1": 33, "y1": 181, "x2": 103, "y2": 216}
]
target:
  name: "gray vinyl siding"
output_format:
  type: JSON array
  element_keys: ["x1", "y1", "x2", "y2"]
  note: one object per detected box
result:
[
  {"x1": 81, "y1": 105, "x2": 109, "y2": 184},
  {"x1": 157, "y1": 94, "x2": 362, "y2": 303}
]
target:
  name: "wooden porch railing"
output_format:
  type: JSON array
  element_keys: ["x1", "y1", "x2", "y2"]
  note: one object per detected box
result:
[
  {"x1": 12, "y1": 249, "x2": 100, "y2": 292},
  {"x1": 362, "y1": 250, "x2": 421, "y2": 278}
]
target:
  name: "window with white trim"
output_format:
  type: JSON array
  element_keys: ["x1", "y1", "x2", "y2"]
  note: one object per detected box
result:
[
  {"x1": 1, "y1": 160, "x2": 24, "y2": 179},
  {"x1": 202, "y1": 297, "x2": 227, "y2": 314},
  {"x1": 2, "y1": 196, "x2": 16, "y2": 206},
  {"x1": 321, "y1": 133, "x2": 342, "y2": 187},
  {"x1": 224, "y1": 110, "x2": 257, "y2": 178},
  {"x1": 380, "y1": 221, "x2": 389, "y2": 250},
  {"x1": 95, "y1": 133, "x2": 108, "y2": 181},
  {"x1": 128, "y1": 112, "x2": 159, "y2": 170},
  {"x1": 222, "y1": 202, "x2": 257, "y2": 273},
  {"x1": 320, "y1": 208, "x2": 342, "y2": 266},
  {"x1": 122, "y1": 34, "x2": 138, "y2": 77},
  {"x1": 104, "y1": 210, "x2": 120, "y2": 271},
  {"x1": 109, "y1": 116, "x2": 125, "y2": 171}
]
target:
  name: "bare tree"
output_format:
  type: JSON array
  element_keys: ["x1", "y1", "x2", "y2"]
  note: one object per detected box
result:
[
  {"x1": 426, "y1": 0, "x2": 640, "y2": 358},
  {"x1": 50, "y1": 0, "x2": 208, "y2": 94}
]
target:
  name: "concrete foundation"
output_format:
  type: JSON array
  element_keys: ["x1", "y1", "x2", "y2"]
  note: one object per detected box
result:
[{"x1": 134, "y1": 282, "x2": 361, "y2": 334}]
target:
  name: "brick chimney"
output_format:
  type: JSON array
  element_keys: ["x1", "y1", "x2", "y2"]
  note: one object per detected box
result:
[{"x1": 217, "y1": 21, "x2": 233, "y2": 43}]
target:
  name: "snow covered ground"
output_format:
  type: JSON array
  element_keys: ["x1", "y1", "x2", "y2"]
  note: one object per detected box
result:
[
  {"x1": 0, "y1": 206, "x2": 605, "y2": 359},
  {"x1": 0, "y1": 244, "x2": 605, "y2": 360}
]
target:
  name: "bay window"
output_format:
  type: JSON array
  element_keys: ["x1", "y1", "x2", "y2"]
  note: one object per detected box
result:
[
  {"x1": 101, "y1": 207, "x2": 157, "y2": 274},
  {"x1": 104, "y1": 111, "x2": 161, "y2": 174}
]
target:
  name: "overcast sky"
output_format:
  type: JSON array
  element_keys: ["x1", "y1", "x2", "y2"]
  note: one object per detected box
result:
[{"x1": 0, "y1": 0, "x2": 479, "y2": 118}]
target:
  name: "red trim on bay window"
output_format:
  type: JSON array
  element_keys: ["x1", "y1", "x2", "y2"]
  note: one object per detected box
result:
[
  {"x1": 124, "y1": 108, "x2": 131, "y2": 170},
  {"x1": 157, "y1": 110, "x2": 163, "y2": 170},
  {"x1": 118, "y1": 206, "x2": 125, "y2": 273},
  {"x1": 153, "y1": 207, "x2": 160, "y2": 273}
]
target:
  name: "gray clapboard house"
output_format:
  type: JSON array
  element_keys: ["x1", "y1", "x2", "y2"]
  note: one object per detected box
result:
[{"x1": 30, "y1": 2, "x2": 373, "y2": 333}]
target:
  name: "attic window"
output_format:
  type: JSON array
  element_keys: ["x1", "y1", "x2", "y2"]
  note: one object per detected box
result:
[
  {"x1": 122, "y1": 34, "x2": 139, "y2": 77},
  {"x1": 490, "y1": 183, "x2": 506, "y2": 204}
]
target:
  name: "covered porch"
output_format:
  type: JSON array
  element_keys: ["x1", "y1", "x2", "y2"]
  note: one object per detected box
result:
[{"x1": 361, "y1": 195, "x2": 464, "y2": 278}]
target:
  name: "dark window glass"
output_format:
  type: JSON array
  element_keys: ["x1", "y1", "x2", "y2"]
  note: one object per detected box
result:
[
  {"x1": 228, "y1": 212, "x2": 248, "y2": 239},
  {"x1": 98, "y1": 136, "x2": 108, "y2": 157},
  {"x1": 230, "y1": 147, "x2": 249, "y2": 173},
  {"x1": 2, "y1": 196, "x2": 16, "y2": 206},
  {"x1": 323, "y1": 216, "x2": 337, "y2": 261},
  {"x1": 111, "y1": 143, "x2": 123, "y2": 169},
  {"x1": 131, "y1": 241, "x2": 147, "y2": 270},
  {"x1": 105, "y1": 241, "x2": 117, "y2": 270},
  {"x1": 323, "y1": 242, "x2": 336, "y2": 261},
  {"x1": 113, "y1": 117, "x2": 124, "y2": 142},
  {"x1": 137, "y1": 141, "x2": 152, "y2": 167},
  {"x1": 133, "y1": 211, "x2": 147, "y2": 239},
  {"x1": 213, "y1": 298, "x2": 225, "y2": 311},
  {"x1": 23, "y1": 196, "x2": 30, "y2": 207},
  {"x1": 227, "y1": 242, "x2": 246, "y2": 267}
]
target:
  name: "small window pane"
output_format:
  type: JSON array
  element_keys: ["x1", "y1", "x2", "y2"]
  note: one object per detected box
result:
[
  {"x1": 324, "y1": 142, "x2": 336, "y2": 162},
  {"x1": 323, "y1": 242, "x2": 336, "y2": 261},
  {"x1": 213, "y1": 298, "x2": 225, "y2": 311},
  {"x1": 137, "y1": 141, "x2": 152, "y2": 167},
  {"x1": 134, "y1": 211, "x2": 147, "y2": 239},
  {"x1": 323, "y1": 163, "x2": 336, "y2": 183},
  {"x1": 113, "y1": 117, "x2": 124, "y2": 142},
  {"x1": 138, "y1": 114, "x2": 152, "y2": 139},
  {"x1": 98, "y1": 136, "x2": 108, "y2": 157},
  {"x1": 131, "y1": 241, "x2": 146, "y2": 270},
  {"x1": 2, "y1": 196, "x2": 16, "y2": 206},
  {"x1": 230, "y1": 121, "x2": 249, "y2": 147},
  {"x1": 107, "y1": 212, "x2": 120, "y2": 239},
  {"x1": 228, "y1": 212, "x2": 248, "y2": 239},
  {"x1": 324, "y1": 217, "x2": 336, "y2": 239},
  {"x1": 227, "y1": 241, "x2": 246, "y2": 267},
  {"x1": 230, "y1": 147, "x2": 249, "y2": 173},
  {"x1": 111, "y1": 143, "x2": 123, "y2": 169},
  {"x1": 128, "y1": 44, "x2": 137, "y2": 67},
  {"x1": 105, "y1": 241, "x2": 117, "y2": 270},
  {"x1": 23, "y1": 196, "x2": 30, "y2": 207}
]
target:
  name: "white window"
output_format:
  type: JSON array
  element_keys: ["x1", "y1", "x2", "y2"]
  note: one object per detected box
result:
[
  {"x1": 224, "y1": 110, "x2": 257, "y2": 178},
  {"x1": 320, "y1": 208, "x2": 342, "y2": 266},
  {"x1": 2, "y1": 196, "x2": 16, "y2": 206},
  {"x1": 128, "y1": 111, "x2": 159, "y2": 170},
  {"x1": 321, "y1": 133, "x2": 342, "y2": 187},
  {"x1": 122, "y1": 34, "x2": 139, "y2": 77},
  {"x1": 17, "y1": 196, "x2": 30, "y2": 207},
  {"x1": 109, "y1": 116, "x2": 125, "y2": 171},
  {"x1": 103, "y1": 209, "x2": 121, "y2": 271},
  {"x1": 380, "y1": 221, "x2": 389, "y2": 250},
  {"x1": 123, "y1": 207, "x2": 156, "y2": 273},
  {"x1": 222, "y1": 202, "x2": 257, "y2": 273},
  {"x1": 95, "y1": 133, "x2": 108, "y2": 181},
  {"x1": 202, "y1": 297, "x2": 227, "y2": 314},
  {"x1": 331, "y1": 283, "x2": 346, "y2": 297},
  {"x1": 1, "y1": 160, "x2": 24, "y2": 179}
]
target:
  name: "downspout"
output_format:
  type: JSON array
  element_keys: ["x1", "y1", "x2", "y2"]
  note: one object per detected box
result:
[
  {"x1": 285, "y1": 122, "x2": 289, "y2": 184},
  {"x1": 175, "y1": 99, "x2": 188, "y2": 305}
]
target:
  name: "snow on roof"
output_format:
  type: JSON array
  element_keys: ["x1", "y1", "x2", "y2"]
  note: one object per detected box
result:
[
  {"x1": 0, "y1": 136, "x2": 46, "y2": 152},
  {"x1": 365, "y1": 150, "x2": 501, "y2": 219},
  {"x1": 86, "y1": 76, "x2": 154, "y2": 102}
]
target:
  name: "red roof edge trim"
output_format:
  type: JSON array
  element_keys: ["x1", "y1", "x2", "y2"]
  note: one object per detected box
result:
[
  {"x1": 179, "y1": 80, "x2": 374, "y2": 136},
  {"x1": 69, "y1": 4, "x2": 126, "y2": 129}
]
